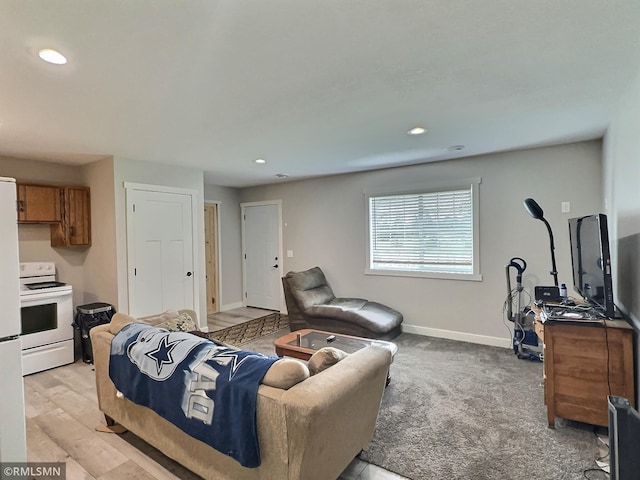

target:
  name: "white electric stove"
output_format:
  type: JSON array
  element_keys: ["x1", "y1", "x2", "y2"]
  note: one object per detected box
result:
[{"x1": 19, "y1": 262, "x2": 74, "y2": 375}]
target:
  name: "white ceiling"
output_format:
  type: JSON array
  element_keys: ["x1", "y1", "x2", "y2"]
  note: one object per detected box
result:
[{"x1": 1, "y1": 1, "x2": 639, "y2": 187}]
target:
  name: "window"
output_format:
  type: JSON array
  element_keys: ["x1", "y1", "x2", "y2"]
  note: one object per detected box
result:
[{"x1": 366, "y1": 178, "x2": 481, "y2": 280}]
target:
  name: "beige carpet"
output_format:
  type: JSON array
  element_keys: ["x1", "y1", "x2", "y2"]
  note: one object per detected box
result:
[{"x1": 239, "y1": 330, "x2": 606, "y2": 480}]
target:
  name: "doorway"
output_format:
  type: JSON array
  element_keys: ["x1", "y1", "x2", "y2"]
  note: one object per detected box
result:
[
  {"x1": 241, "y1": 201, "x2": 282, "y2": 311},
  {"x1": 204, "y1": 203, "x2": 220, "y2": 315}
]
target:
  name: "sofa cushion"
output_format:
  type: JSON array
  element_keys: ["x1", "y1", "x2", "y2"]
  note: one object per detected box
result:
[
  {"x1": 138, "y1": 309, "x2": 186, "y2": 327},
  {"x1": 155, "y1": 312, "x2": 198, "y2": 332},
  {"x1": 308, "y1": 347, "x2": 348, "y2": 375},
  {"x1": 109, "y1": 310, "x2": 200, "y2": 335},
  {"x1": 262, "y1": 358, "x2": 310, "y2": 389}
]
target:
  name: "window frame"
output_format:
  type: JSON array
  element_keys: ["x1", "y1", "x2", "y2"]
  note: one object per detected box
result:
[{"x1": 364, "y1": 177, "x2": 482, "y2": 281}]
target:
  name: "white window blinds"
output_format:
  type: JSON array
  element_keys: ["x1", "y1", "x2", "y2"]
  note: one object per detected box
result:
[{"x1": 369, "y1": 187, "x2": 473, "y2": 274}]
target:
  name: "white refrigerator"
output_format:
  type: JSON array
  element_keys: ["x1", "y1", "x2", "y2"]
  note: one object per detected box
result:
[{"x1": 0, "y1": 177, "x2": 27, "y2": 462}]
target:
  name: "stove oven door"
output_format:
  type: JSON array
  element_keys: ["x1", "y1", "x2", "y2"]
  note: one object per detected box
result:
[{"x1": 20, "y1": 288, "x2": 74, "y2": 350}]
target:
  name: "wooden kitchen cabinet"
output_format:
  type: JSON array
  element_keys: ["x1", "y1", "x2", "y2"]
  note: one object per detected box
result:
[
  {"x1": 17, "y1": 183, "x2": 62, "y2": 223},
  {"x1": 51, "y1": 186, "x2": 91, "y2": 247}
]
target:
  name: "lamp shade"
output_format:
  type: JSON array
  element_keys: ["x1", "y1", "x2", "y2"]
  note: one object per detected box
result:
[
  {"x1": 522, "y1": 197, "x2": 559, "y2": 286},
  {"x1": 523, "y1": 198, "x2": 544, "y2": 220}
]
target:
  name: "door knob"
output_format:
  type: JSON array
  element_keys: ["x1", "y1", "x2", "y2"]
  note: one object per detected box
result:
[
  {"x1": 186, "y1": 271, "x2": 192, "y2": 276},
  {"x1": 272, "y1": 264, "x2": 278, "y2": 268}
]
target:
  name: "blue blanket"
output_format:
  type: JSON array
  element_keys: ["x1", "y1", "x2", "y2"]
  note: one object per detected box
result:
[{"x1": 109, "y1": 323, "x2": 278, "y2": 468}]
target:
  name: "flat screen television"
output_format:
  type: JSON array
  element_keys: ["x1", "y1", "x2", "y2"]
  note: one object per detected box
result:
[
  {"x1": 568, "y1": 213, "x2": 615, "y2": 317},
  {"x1": 608, "y1": 396, "x2": 640, "y2": 479}
]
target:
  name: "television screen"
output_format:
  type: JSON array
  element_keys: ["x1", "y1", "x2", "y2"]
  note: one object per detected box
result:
[{"x1": 568, "y1": 213, "x2": 615, "y2": 317}]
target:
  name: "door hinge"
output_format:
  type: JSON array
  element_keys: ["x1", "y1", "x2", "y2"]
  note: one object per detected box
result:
[
  {"x1": 134, "y1": 268, "x2": 137, "y2": 276},
  {"x1": 245, "y1": 292, "x2": 247, "y2": 298},
  {"x1": 244, "y1": 253, "x2": 246, "y2": 259},
  {"x1": 133, "y1": 204, "x2": 136, "y2": 212}
]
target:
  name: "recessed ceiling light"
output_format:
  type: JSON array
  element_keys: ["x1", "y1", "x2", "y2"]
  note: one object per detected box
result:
[
  {"x1": 407, "y1": 127, "x2": 426, "y2": 135},
  {"x1": 255, "y1": 158, "x2": 266, "y2": 164},
  {"x1": 38, "y1": 48, "x2": 67, "y2": 65},
  {"x1": 448, "y1": 145, "x2": 465, "y2": 152}
]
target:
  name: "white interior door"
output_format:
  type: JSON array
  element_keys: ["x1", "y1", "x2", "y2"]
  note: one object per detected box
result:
[
  {"x1": 127, "y1": 187, "x2": 195, "y2": 317},
  {"x1": 242, "y1": 202, "x2": 281, "y2": 311}
]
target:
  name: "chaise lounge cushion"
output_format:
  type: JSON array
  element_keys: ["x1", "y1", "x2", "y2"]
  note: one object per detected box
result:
[
  {"x1": 307, "y1": 300, "x2": 401, "y2": 335},
  {"x1": 284, "y1": 267, "x2": 337, "y2": 310}
]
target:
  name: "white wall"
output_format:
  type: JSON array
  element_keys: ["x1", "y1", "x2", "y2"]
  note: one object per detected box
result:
[
  {"x1": 81, "y1": 156, "x2": 119, "y2": 307},
  {"x1": 603, "y1": 68, "x2": 640, "y2": 406},
  {"x1": 240, "y1": 141, "x2": 603, "y2": 347},
  {"x1": 604, "y1": 69, "x2": 640, "y2": 325},
  {"x1": 113, "y1": 158, "x2": 207, "y2": 327},
  {"x1": 204, "y1": 184, "x2": 243, "y2": 309}
]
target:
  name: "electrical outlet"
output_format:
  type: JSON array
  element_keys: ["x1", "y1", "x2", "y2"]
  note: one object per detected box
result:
[
  {"x1": 287, "y1": 250, "x2": 294, "y2": 258},
  {"x1": 561, "y1": 201, "x2": 570, "y2": 213}
]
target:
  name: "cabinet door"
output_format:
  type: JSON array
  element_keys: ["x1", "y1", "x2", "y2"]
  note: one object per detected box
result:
[
  {"x1": 17, "y1": 184, "x2": 62, "y2": 223},
  {"x1": 50, "y1": 186, "x2": 91, "y2": 247},
  {"x1": 66, "y1": 186, "x2": 91, "y2": 246}
]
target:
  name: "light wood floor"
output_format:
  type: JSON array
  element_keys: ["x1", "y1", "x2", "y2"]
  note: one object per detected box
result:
[
  {"x1": 24, "y1": 361, "x2": 406, "y2": 480},
  {"x1": 206, "y1": 306, "x2": 275, "y2": 332},
  {"x1": 24, "y1": 360, "x2": 201, "y2": 479}
]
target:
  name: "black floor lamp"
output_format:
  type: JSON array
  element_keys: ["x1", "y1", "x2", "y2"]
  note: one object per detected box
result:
[{"x1": 523, "y1": 198, "x2": 559, "y2": 287}]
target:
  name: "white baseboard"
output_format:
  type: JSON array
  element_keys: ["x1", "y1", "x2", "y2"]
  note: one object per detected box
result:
[
  {"x1": 220, "y1": 301, "x2": 244, "y2": 312},
  {"x1": 402, "y1": 324, "x2": 512, "y2": 350}
]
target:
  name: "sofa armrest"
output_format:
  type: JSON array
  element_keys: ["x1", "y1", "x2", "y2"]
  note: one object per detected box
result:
[
  {"x1": 281, "y1": 346, "x2": 391, "y2": 480},
  {"x1": 90, "y1": 324, "x2": 118, "y2": 414}
]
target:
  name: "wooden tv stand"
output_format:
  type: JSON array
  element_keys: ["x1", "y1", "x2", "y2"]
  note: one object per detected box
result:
[{"x1": 535, "y1": 316, "x2": 635, "y2": 427}]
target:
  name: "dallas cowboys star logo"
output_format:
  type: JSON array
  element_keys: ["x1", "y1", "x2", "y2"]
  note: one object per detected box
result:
[
  {"x1": 211, "y1": 349, "x2": 268, "y2": 381},
  {"x1": 144, "y1": 336, "x2": 184, "y2": 375}
]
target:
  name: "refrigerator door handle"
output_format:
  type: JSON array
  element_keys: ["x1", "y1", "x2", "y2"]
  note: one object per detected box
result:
[{"x1": 0, "y1": 335, "x2": 20, "y2": 343}]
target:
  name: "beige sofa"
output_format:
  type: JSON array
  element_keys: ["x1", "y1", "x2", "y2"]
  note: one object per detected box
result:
[{"x1": 90, "y1": 312, "x2": 392, "y2": 480}]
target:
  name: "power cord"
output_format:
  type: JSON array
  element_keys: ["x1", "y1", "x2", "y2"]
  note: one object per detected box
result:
[
  {"x1": 582, "y1": 468, "x2": 608, "y2": 479},
  {"x1": 502, "y1": 287, "x2": 532, "y2": 348},
  {"x1": 582, "y1": 431, "x2": 610, "y2": 479},
  {"x1": 502, "y1": 288, "x2": 518, "y2": 347}
]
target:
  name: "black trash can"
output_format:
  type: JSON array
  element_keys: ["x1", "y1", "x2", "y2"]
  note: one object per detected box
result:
[{"x1": 73, "y1": 302, "x2": 115, "y2": 364}]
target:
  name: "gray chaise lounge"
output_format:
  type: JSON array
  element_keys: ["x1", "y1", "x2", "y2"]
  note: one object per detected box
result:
[{"x1": 282, "y1": 266, "x2": 403, "y2": 340}]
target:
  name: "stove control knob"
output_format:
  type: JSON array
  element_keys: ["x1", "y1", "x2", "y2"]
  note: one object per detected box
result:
[{"x1": 36, "y1": 264, "x2": 42, "y2": 270}]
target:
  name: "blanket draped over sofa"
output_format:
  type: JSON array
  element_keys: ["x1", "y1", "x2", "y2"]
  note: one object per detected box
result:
[{"x1": 109, "y1": 323, "x2": 278, "y2": 468}]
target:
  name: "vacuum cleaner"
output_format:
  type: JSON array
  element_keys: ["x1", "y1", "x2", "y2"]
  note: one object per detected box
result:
[{"x1": 505, "y1": 257, "x2": 542, "y2": 362}]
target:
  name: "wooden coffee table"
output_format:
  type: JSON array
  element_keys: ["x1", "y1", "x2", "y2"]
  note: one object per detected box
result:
[
  {"x1": 274, "y1": 329, "x2": 397, "y2": 361},
  {"x1": 274, "y1": 329, "x2": 397, "y2": 385}
]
